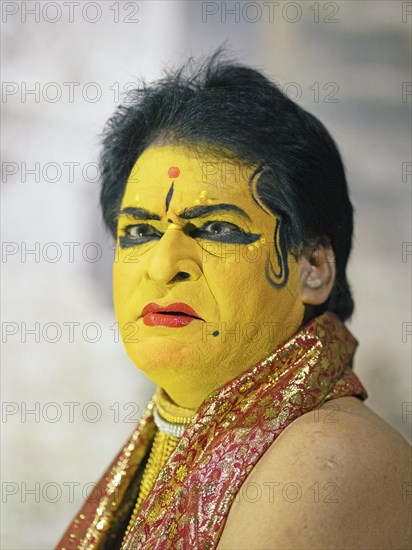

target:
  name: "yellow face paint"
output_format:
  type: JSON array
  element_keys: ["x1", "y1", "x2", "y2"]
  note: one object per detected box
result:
[{"x1": 113, "y1": 145, "x2": 305, "y2": 408}]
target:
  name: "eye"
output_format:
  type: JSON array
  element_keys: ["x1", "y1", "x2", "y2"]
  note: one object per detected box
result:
[
  {"x1": 119, "y1": 224, "x2": 162, "y2": 248},
  {"x1": 190, "y1": 221, "x2": 260, "y2": 244},
  {"x1": 126, "y1": 225, "x2": 158, "y2": 238},
  {"x1": 203, "y1": 221, "x2": 240, "y2": 235}
]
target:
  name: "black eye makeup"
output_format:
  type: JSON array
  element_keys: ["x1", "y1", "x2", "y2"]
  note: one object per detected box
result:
[
  {"x1": 188, "y1": 221, "x2": 260, "y2": 244},
  {"x1": 119, "y1": 223, "x2": 163, "y2": 248},
  {"x1": 117, "y1": 217, "x2": 261, "y2": 249}
]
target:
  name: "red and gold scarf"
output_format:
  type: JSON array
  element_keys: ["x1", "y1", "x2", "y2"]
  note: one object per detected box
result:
[{"x1": 57, "y1": 312, "x2": 367, "y2": 549}]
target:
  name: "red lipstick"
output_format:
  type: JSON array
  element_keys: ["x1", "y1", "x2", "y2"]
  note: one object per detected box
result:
[{"x1": 141, "y1": 302, "x2": 203, "y2": 328}]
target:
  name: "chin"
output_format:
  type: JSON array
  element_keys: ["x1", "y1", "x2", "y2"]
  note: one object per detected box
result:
[{"x1": 125, "y1": 337, "x2": 206, "y2": 373}]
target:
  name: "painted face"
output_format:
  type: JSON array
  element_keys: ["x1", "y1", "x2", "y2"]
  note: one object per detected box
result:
[{"x1": 113, "y1": 145, "x2": 305, "y2": 408}]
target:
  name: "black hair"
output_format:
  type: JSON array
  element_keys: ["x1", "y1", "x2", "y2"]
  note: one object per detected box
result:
[{"x1": 99, "y1": 51, "x2": 354, "y2": 321}]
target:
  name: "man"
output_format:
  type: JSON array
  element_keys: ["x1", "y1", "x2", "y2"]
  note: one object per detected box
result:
[{"x1": 57, "y1": 54, "x2": 411, "y2": 549}]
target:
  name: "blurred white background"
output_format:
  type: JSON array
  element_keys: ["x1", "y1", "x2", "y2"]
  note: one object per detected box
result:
[{"x1": 1, "y1": 1, "x2": 411, "y2": 548}]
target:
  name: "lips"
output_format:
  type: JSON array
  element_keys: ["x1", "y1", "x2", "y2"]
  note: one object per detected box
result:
[{"x1": 140, "y1": 302, "x2": 203, "y2": 328}]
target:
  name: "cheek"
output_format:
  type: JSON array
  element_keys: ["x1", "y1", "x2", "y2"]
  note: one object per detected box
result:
[
  {"x1": 112, "y1": 249, "x2": 142, "y2": 316},
  {"x1": 203, "y1": 247, "x2": 301, "y2": 323},
  {"x1": 112, "y1": 263, "x2": 125, "y2": 321},
  {"x1": 203, "y1": 248, "x2": 270, "y2": 315}
]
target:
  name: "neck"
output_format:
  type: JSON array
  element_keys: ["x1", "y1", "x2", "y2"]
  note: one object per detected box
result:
[{"x1": 155, "y1": 386, "x2": 197, "y2": 418}]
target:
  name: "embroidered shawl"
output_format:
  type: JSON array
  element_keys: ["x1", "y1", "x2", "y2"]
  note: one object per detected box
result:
[{"x1": 57, "y1": 312, "x2": 367, "y2": 549}]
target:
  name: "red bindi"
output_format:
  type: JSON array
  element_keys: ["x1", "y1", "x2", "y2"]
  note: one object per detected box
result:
[{"x1": 168, "y1": 166, "x2": 180, "y2": 178}]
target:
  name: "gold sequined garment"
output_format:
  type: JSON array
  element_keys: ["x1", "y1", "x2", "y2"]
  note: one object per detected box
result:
[
  {"x1": 56, "y1": 312, "x2": 367, "y2": 550},
  {"x1": 122, "y1": 388, "x2": 196, "y2": 542}
]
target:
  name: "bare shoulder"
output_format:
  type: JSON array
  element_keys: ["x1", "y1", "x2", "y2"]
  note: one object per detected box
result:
[{"x1": 218, "y1": 397, "x2": 411, "y2": 549}]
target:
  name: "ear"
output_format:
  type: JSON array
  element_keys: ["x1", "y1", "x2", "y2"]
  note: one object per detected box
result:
[{"x1": 299, "y1": 244, "x2": 336, "y2": 306}]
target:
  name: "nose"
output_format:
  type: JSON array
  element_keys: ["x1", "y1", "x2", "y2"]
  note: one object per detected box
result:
[{"x1": 145, "y1": 227, "x2": 202, "y2": 286}]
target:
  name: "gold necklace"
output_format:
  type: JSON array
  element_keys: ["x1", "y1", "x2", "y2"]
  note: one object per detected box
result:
[{"x1": 122, "y1": 388, "x2": 196, "y2": 542}]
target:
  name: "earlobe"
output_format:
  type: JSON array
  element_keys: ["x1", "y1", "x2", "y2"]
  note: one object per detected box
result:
[{"x1": 299, "y1": 245, "x2": 336, "y2": 306}]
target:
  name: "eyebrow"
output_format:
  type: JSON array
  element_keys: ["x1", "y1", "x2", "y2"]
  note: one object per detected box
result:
[
  {"x1": 118, "y1": 203, "x2": 251, "y2": 222},
  {"x1": 118, "y1": 207, "x2": 161, "y2": 221},
  {"x1": 179, "y1": 204, "x2": 251, "y2": 221}
]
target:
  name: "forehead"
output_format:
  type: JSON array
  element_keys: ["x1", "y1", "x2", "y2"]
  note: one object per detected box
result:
[{"x1": 122, "y1": 144, "x2": 256, "y2": 205}]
